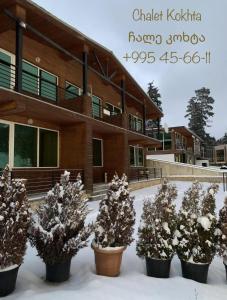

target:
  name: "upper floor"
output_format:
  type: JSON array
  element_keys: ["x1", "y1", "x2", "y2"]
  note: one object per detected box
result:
[{"x1": 0, "y1": 0, "x2": 163, "y2": 136}]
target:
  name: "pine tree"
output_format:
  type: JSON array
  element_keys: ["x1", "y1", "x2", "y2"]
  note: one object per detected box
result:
[
  {"x1": 94, "y1": 174, "x2": 135, "y2": 248},
  {"x1": 185, "y1": 87, "x2": 215, "y2": 141},
  {"x1": 176, "y1": 182, "x2": 219, "y2": 263},
  {"x1": 29, "y1": 171, "x2": 92, "y2": 265},
  {"x1": 137, "y1": 179, "x2": 178, "y2": 259},
  {"x1": 0, "y1": 165, "x2": 30, "y2": 269},
  {"x1": 217, "y1": 194, "x2": 227, "y2": 260},
  {"x1": 216, "y1": 133, "x2": 227, "y2": 145},
  {"x1": 147, "y1": 82, "x2": 162, "y2": 111}
]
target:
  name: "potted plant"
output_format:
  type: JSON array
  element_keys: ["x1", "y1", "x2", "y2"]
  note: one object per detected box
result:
[
  {"x1": 136, "y1": 179, "x2": 178, "y2": 278},
  {"x1": 29, "y1": 171, "x2": 92, "y2": 283},
  {"x1": 176, "y1": 182, "x2": 219, "y2": 283},
  {"x1": 0, "y1": 165, "x2": 30, "y2": 296},
  {"x1": 92, "y1": 174, "x2": 135, "y2": 277},
  {"x1": 217, "y1": 193, "x2": 227, "y2": 279}
]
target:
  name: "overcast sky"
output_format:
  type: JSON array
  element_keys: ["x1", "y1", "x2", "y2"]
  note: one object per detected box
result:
[{"x1": 33, "y1": 0, "x2": 227, "y2": 139}]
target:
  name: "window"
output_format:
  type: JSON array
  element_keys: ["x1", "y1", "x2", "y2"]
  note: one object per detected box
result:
[
  {"x1": 105, "y1": 103, "x2": 121, "y2": 116},
  {"x1": 22, "y1": 61, "x2": 39, "y2": 95},
  {"x1": 130, "y1": 146, "x2": 144, "y2": 166},
  {"x1": 93, "y1": 138, "x2": 103, "y2": 167},
  {"x1": 65, "y1": 82, "x2": 81, "y2": 100},
  {"x1": 14, "y1": 124, "x2": 37, "y2": 167},
  {"x1": 40, "y1": 70, "x2": 57, "y2": 101},
  {"x1": 216, "y1": 149, "x2": 225, "y2": 162},
  {"x1": 0, "y1": 50, "x2": 12, "y2": 89},
  {"x1": 92, "y1": 95, "x2": 102, "y2": 119},
  {"x1": 0, "y1": 123, "x2": 9, "y2": 169},
  {"x1": 129, "y1": 114, "x2": 143, "y2": 133},
  {"x1": 22, "y1": 60, "x2": 57, "y2": 101},
  {"x1": 39, "y1": 129, "x2": 58, "y2": 167}
]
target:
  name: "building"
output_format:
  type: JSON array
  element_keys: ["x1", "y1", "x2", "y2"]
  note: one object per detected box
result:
[
  {"x1": 214, "y1": 144, "x2": 227, "y2": 165},
  {"x1": 0, "y1": 0, "x2": 163, "y2": 194},
  {"x1": 147, "y1": 126, "x2": 203, "y2": 164}
]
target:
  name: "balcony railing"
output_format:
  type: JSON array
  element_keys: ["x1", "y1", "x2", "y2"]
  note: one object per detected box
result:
[
  {"x1": 129, "y1": 167, "x2": 162, "y2": 182},
  {"x1": 11, "y1": 168, "x2": 84, "y2": 195},
  {"x1": 0, "y1": 58, "x2": 84, "y2": 113}
]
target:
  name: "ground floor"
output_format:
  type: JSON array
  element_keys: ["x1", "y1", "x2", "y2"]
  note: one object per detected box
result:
[{"x1": 11, "y1": 182, "x2": 227, "y2": 300}]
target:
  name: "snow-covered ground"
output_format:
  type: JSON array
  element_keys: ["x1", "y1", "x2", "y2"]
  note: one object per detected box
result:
[{"x1": 9, "y1": 182, "x2": 227, "y2": 300}]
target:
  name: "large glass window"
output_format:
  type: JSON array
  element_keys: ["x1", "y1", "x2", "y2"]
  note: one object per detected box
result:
[
  {"x1": 22, "y1": 61, "x2": 39, "y2": 95},
  {"x1": 39, "y1": 129, "x2": 58, "y2": 167},
  {"x1": 130, "y1": 146, "x2": 144, "y2": 166},
  {"x1": 0, "y1": 51, "x2": 11, "y2": 89},
  {"x1": 93, "y1": 139, "x2": 103, "y2": 166},
  {"x1": 105, "y1": 103, "x2": 121, "y2": 116},
  {"x1": 129, "y1": 114, "x2": 143, "y2": 133},
  {"x1": 65, "y1": 82, "x2": 80, "y2": 100},
  {"x1": 14, "y1": 124, "x2": 37, "y2": 167},
  {"x1": 40, "y1": 70, "x2": 57, "y2": 101},
  {"x1": 216, "y1": 149, "x2": 225, "y2": 162},
  {"x1": 0, "y1": 123, "x2": 9, "y2": 169},
  {"x1": 92, "y1": 96, "x2": 102, "y2": 118}
]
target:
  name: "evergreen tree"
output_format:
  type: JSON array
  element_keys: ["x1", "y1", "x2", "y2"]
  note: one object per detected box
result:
[
  {"x1": 29, "y1": 171, "x2": 92, "y2": 265},
  {"x1": 137, "y1": 179, "x2": 178, "y2": 259},
  {"x1": 176, "y1": 182, "x2": 219, "y2": 264},
  {"x1": 185, "y1": 87, "x2": 215, "y2": 142},
  {"x1": 217, "y1": 195, "x2": 227, "y2": 260},
  {"x1": 0, "y1": 165, "x2": 30, "y2": 269},
  {"x1": 216, "y1": 132, "x2": 227, "y2": 145},
  {"x1": 147, "y1": 82, "x2": 162, "y2": 111},
  {"x1": 94, "y1": 174, "x2": 135, "y2": 248}
]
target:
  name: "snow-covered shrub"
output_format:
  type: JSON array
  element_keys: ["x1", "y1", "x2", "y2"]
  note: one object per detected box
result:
[
  {"x1": 176, "y1": 182, "x2": 219, "y2": 263},
  {"x1": 94, "y1": 174, "x2": 135, "y2": 248},
  {"x1": 136, "y1": 179, "x2": 178, "y2": 259},
  {"x1": 29, "y1": 171, "x2": 92, "y2": 265},
  {"x1": 217, "y1": 194, "x2": 227, "y2": 260},
  {"x1": 0, "y1": 165, "x2": 30, "y2": 269}
]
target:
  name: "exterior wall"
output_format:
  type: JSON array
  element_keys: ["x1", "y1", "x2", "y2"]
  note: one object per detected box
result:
[{"x1": 147, "y1": 153, "x2": 175, "y2": 162}]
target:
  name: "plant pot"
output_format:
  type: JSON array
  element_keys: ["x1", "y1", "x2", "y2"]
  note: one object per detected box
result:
[
  {"x1": 223, "y1": 262, "x2": 227, "y2": 281},
  {"x1": 145, "y1": 257, "x2": 172, "y2": 278},
  {"x1": 181, "y1": 260, "x2": 210, "y2": 284},
  {"x1": 46, "y1": 258, "x2": 71, "y2": 283},
  {"x1": 0, "y1": 265, "x2": 20, "y2": 297},
  {"x1": 92, "y1": 243, "x2": 126, "y2": 277}
]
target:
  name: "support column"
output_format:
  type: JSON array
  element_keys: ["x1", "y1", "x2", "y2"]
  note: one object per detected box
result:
[
  {"x1": 120, "y1": 78, "x2": 125, "y2": 113},
  {"x1": 82, "y1": 46, "x2": 88, "y2": 96},
  {"x1": 143, "y1": 100, "x2": 146, "y2": 135},
  {"x1": 15, "y1": 20, "x2": 24, "y2": 92}
]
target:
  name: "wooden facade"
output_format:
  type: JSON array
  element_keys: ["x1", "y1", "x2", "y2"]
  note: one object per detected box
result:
[{"x1": 0, "y1": 0, "x2": 162, "y2": 193}]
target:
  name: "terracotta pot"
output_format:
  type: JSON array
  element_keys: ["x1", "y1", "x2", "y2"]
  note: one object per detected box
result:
[{"x1": 92, "y1": 243, "x2": 126, "y2": 277}]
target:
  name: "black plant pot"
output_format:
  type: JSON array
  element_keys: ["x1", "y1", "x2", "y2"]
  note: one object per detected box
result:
[
  {"x1": 146, "y1": 257, "x2": 172, "y2": 278},
  {"x1": 46, "y1": 258, "x2": 71, "y2": 283},
  {"x1": 224, "y1": 263, "x2": 227, "y2": 281},
  {"x1": 0, "y1": 265, "x2": 20, "y2": 297},
  {"x1": 181, "y1": 260, "x2": 210, "y2": 284}
]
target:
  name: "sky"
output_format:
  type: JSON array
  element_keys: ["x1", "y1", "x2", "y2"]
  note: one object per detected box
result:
[{"x1": 32, "y1": 0, "x2": 227, "y2": 139}]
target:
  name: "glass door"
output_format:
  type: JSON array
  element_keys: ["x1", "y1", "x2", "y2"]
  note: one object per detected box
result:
[{"x1": 0, "y1": 123, "x2": 10, "y2": 169}]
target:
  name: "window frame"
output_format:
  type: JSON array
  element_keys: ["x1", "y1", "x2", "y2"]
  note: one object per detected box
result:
[
  {"x1": 129, "y1": 145, "x2": 144, "y2": 167},
  {"x1": 0, "y1": 48, "x2": 15, "y2": 90},
  {"x1": 104, "y1": 102, "x2": 122, "y2": 116},
  {"x1": 92, "y1": 95, "x2": 102, "y2": 119},
  {"x1": 129, "y1": 113, "x2": 143, "y2": 133},
  {"x1": 93, "y1": 138, "x2": 103, "y2": 167},
  {"x1": 0, "y1": 119, "x2": 59, "y2": 169},
  {"x1": 65, "y1": 81, "x2": 82, "y2": 100}
]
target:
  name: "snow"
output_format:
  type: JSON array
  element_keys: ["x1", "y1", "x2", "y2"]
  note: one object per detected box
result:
[
  {"x1": 0, "y1": 264, "x2": 18, "y2": 272},
  {"x1": 8, "y1": 181, "x2": 227, "y2": 299},
  {"x1": 198, "y1": 216, "x2": 212, "y2": 231}
]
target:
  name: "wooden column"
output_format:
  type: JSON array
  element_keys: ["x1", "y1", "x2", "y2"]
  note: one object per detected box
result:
[
  {"x1": 120, "y1": 79, "x2": 125, "y2": 113},
  {"x1": 82, "y1": 46, "x2": 89, "y2": 95},
  {"x1": 143, "y1": 100, "x2": 146, "y2": 135}
]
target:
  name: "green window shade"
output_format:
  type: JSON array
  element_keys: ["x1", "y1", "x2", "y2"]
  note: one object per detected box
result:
[
  {"x1": 39, "y1": 129, "x2": 58, "y2": 167},
  {"x1": 0, "y1": 52, "x2": 11, "y2": 89},
  {"x1": 0, "y1": 123, "x2": 9, "y2": 169},
  {"x1": 93, "y1": 139, "x2": 102, "y2": 166},
  {"x1": 14, "y1": 125, "x2": 37, "y2": 167},
  {"x1": 22, "y1": 61, "x2": 38, "y2": 95},
  {"x1": 137, "y1": 148, "x2": 144, "y2": 166},
  {"x1": 65, "y1": 83, "x2": 80, "y2": 100},
  {"x1": 130, "y1": 146, "x2": 135, "y2": 166},
  {"x1": 40, "y1": 70, "x2": 57, "y2": 101},
  {"x1": 92, "y1": 96, "x2": 101, "y2": 118}
]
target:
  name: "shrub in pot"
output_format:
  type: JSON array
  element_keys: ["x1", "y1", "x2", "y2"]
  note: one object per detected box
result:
[
  {"x1": 136, "y1": 179, "x2": 178, "y2": 278},
  {"x1": 176, "y1": 182, "x2": 219, "y2": 283},
  {"x1": 0, "y1": 165, "x2": 30, "y2": 296},
  {"x1": 217, "y1": 193, "x2": 227, "y2": 279},
  {"x1": 29, "y1": 171, "x2": 92, "y2": 283},
  {"x1": 92, "y1": 174, "x2": 135, "y2": 277}
]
